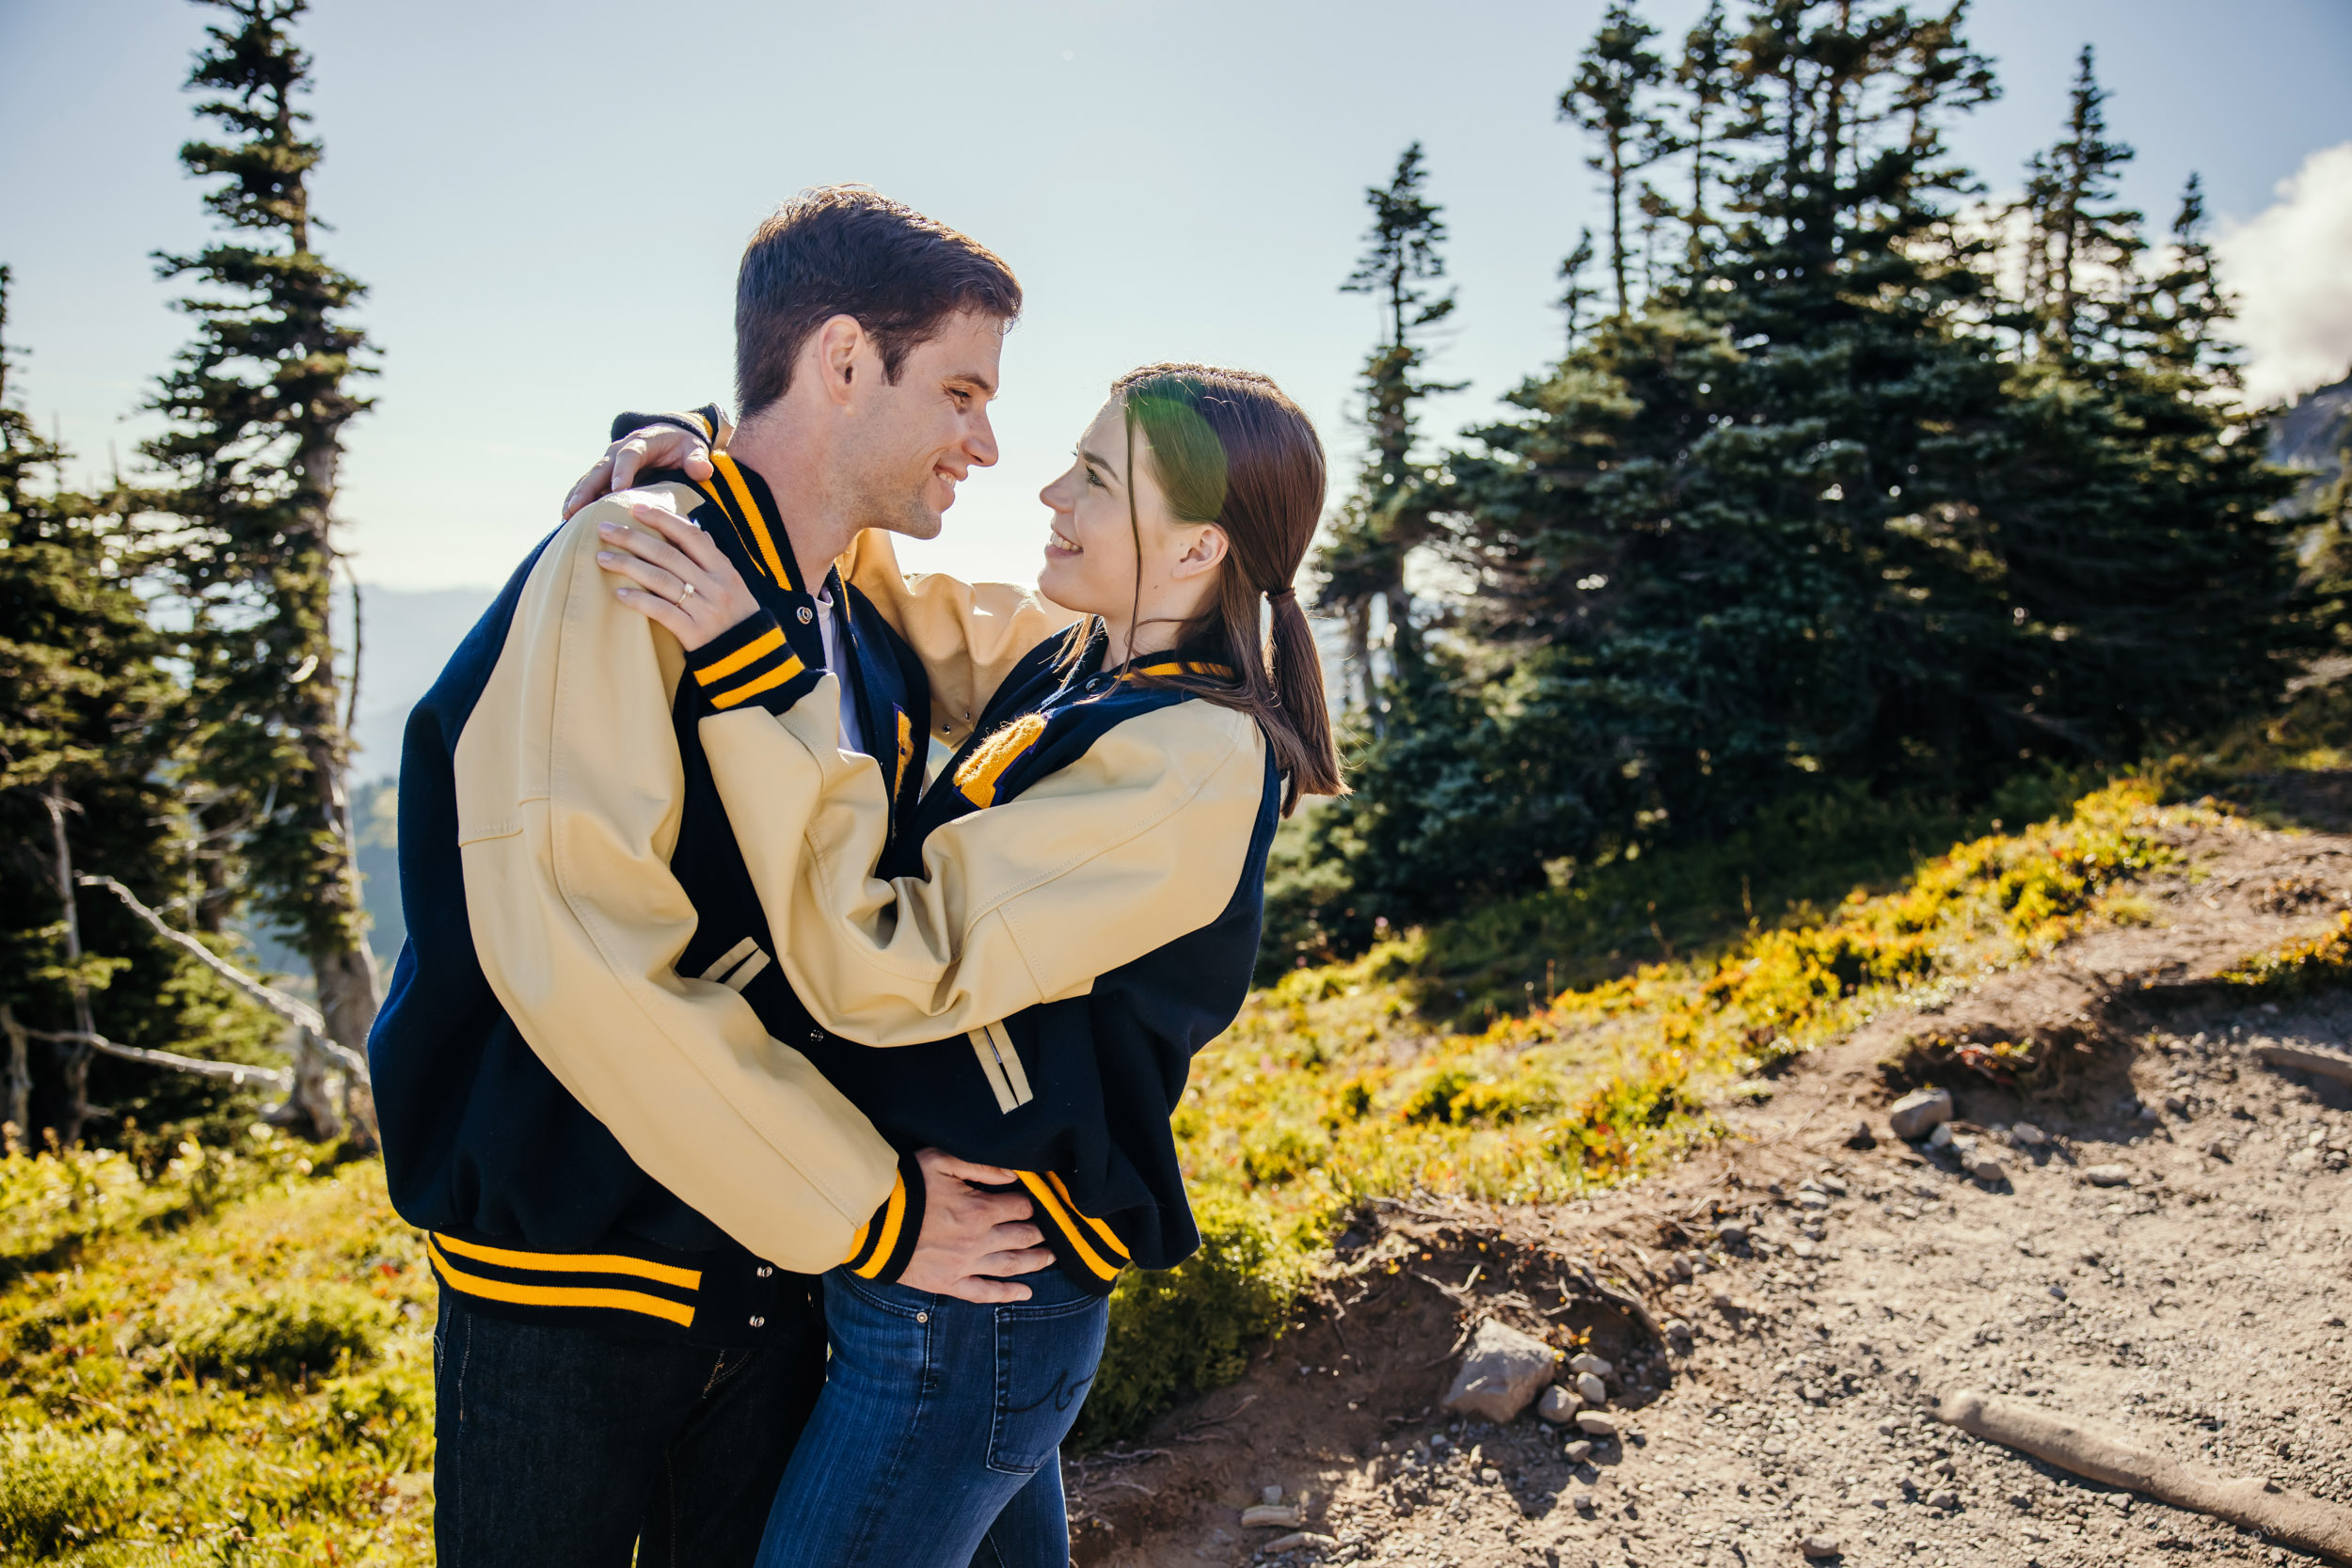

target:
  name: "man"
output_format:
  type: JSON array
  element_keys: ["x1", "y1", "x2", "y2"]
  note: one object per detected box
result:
[{"x1": 368, "y1": 187, "x2": 1052, "y2": 1567}]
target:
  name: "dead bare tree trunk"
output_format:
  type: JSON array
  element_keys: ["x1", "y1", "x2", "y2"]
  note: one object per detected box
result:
[
  {"x1": 268, "y1": 1025, "x2": 343, "y2": 1143},
  {"x1": 78, "y1": 873, "x2": 374, "y2": 1149},
  {"x1": 2, "y1": 1005, "x2": 30, "y2": 1154},
  {"x1": 42, "y1": 789, "x2": 97, "y2": 1147}
]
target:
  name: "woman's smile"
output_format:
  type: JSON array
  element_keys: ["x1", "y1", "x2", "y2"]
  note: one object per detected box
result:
[{"x1": 1045, "y1": 522, "x2": 1082, "y2": 558}]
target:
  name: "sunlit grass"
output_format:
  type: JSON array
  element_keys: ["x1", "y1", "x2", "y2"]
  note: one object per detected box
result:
[{"x1": 0, "y1": 1139, "x2": 432, "y2": 1565}]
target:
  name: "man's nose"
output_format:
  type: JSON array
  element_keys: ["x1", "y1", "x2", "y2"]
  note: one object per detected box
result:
[{"x1": 965, "y1": 409, "x2": 999, "y2": 469}]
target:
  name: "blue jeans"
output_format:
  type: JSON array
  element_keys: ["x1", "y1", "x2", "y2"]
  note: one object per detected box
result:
[
  {"x1": 432, "y1": 1287, "x2": 826, "y2": 1568},
  {"x1": 754, "y1": 1267, "x2": 1111, "y2": 1568}
]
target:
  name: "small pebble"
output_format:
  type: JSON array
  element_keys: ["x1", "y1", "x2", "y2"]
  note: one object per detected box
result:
[
  {"x1": 1262, "y1": 1485, "x2": 1283, "y2": 1506},
  {"x1": 1565, "y1": 1439, "x2": 1594, "y2": 1463},
  {"x1": 2010, "y1": 1121, "x2": 2049, "y2": 1148},
  {"x1": 1536, "y1": 1385, "x2": 1582, "y2": 1424},
  {"x1": 1927, "y1": 1122, "x2": 1956, "y2": 1150},
  {"x1": 1717, "y1": 1221, "x2": 1750, "y2": 1245},
  {"x1": 1930, "y1": 1488, "x2": 1960, "y2": 1510},
  {"x1": 1576, "y1": 1371, "x2": 1608, "y2": 1405},
  {"x1": 1802, "y1": 1535, "x2": 1842, "y2": 1560},
  {"x1": 1569, "y1": 1352, "x2": 1613, "y2": 1378},
  {"x1": 1576, "y1": 1412, "x2": 1617, "y2": 1437},
  {"x1": 1969, "y1": 1155, "x2": 2007, "y2": 1186},
  {"x1": 1480, "y1": 1465, "x2": 1501, "y2": 1483},
  {"x1": 2083, "y1": 1164, "x2": 2132, "y2": 1188}
]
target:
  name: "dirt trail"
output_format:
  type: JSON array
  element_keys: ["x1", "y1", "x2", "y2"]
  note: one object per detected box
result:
[{"x1": 1071, "y1": 807, "x2": 2352, "y2": 1567}]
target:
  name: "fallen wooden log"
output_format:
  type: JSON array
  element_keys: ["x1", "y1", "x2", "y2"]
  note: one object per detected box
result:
[
  {"x1": 1937, "y1": 1389, "x2": 2352, "y2": 1563},
  {"x1": 2254, "y1": 1042, "x2": 2352, "y2": 1087}
]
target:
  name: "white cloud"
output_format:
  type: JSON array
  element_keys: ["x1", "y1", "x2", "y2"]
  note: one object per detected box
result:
[{"x1": 2217, "y1": 142, "x2": 2352, "y2": 407}]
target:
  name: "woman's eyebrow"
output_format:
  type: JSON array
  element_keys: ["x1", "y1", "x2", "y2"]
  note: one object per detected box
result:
[{"x1": 1079, "y1": 447, "x2": 1120, "y2": 482}]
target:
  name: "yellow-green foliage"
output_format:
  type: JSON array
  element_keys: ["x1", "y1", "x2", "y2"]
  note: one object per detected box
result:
[
  {"x1": 2222, "y1": 910, "x2": 2352, "y2": 996},
  {"x1": 0, "y1": 1136, "x2": 432, "y2": 1565},
  {"x1": 1174, "y1": 779, "x2": 2194, "y2": 1240},
  {"x1": 1079, "y1": 1194, "x2": 1317, "y2": 1444}
]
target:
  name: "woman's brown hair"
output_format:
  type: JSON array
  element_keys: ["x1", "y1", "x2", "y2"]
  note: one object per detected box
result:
[{"x1": 1100, "y1": 363, "x2": 1344, "y2": 816}]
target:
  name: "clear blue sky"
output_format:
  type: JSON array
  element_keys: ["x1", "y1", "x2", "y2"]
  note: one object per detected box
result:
[{"x1": 5, "y1": 0, "x2": 2349, "y2": 591}]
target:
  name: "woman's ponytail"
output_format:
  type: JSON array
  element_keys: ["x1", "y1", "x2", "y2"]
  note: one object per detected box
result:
[{"x1": 1111, "y1": 364, "x2": 1346, "y2": 816}]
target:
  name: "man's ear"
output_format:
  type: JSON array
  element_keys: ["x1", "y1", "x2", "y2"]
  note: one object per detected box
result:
[
  {"x1": 1169, "y1": 524, "x2": 1231, "y2": 580},
  {"x1": 811, "y1": 315, "x2": 868, "y2": 409}
]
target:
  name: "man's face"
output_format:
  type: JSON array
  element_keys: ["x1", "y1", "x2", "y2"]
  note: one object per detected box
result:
[{"x1": 838, "y1": 309, "x2": 1004, "y2": 540}]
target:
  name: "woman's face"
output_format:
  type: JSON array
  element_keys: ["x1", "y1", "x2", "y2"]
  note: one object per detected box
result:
[{"x1": 1036, "y1": 399, "x2": 1173, "y2": 618}]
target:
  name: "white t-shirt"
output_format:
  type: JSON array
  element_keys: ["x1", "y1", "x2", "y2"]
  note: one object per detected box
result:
[{"x1": 813, "y1": 585, "x2": 866, "y2": 756}]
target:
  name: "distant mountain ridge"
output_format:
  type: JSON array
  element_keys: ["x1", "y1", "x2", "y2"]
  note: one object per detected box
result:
[{"x1": 2269, "y1": 372, "x2": 2352, "y2": 516}]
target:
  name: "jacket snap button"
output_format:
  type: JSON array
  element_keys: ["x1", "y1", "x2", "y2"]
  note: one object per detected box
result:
[
  {"x1": 915, "y1": 1311, "x2": 930, "y2": 1323},
  {"x1": 797, "y1": 607, "x2": 814, "y2": 624},
  {"x1": 749, "y1": 1315, "x2": 766, "y2": 1328},
  {"x1": 756, "y1": 1266, "x2": 773, "y2": 1278}
]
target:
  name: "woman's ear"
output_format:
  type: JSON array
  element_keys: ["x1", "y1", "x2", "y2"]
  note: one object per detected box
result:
[{"x1": 1168, "y1": 524, "x2": 1230, "y2": 581}]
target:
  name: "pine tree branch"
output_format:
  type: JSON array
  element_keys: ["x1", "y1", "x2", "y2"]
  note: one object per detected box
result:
[
  {"x1": 75, "y1": 873, "x2": 325, "y2": 1037},
  {"x1": 17, "y1": 1025, "x2": 292, "y2": 1091}
]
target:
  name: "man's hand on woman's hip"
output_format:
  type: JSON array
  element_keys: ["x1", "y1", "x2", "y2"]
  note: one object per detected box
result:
[{"x1": 898, "y1": 1148, "x2": 1053, "y2": 1303}]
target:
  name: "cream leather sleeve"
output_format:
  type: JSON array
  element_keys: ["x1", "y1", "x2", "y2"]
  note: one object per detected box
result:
[
  {"x1": 702, "y1": 688, "x2": 1267, "y2": 1045},
  {"x1": 839, "y1": 530, "x2": 1085, "y2": 744},
  {"x1": 453, "y1": 490, "x2": 899, "y2": 1271}
]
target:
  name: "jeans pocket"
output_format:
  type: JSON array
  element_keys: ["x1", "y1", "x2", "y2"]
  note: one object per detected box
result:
[{"x1": 987, "y1": 1293, "x2": 1109, "y2": 1476}]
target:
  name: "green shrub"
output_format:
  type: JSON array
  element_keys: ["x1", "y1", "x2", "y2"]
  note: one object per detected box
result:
[
  {"x1": 320, "y1": 1357, "x2": 434, "y2": 1463},
  {"x1": 176, "y1": 1284, "x2": 391, "y2": 1383},
  {"x1": 1078, "y1": 1195, "x2": 1316, "y2": 1445},
  {"x1": 0, "y1": 1424, "x2": 133, "y2": 1558}
]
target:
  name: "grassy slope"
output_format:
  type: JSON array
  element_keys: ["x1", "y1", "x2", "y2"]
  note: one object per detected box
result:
[
  {"x1": 0, "y1": 1140, "x2": 431, "y2": 1564},
  {"x1": 8, "y1": 688, "x2": 2352, "y2": 1558}
]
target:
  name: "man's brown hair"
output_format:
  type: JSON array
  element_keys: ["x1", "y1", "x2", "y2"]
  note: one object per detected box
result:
[{"x1": 735, "y1": 186, "x2": 1022, "y2": 420}]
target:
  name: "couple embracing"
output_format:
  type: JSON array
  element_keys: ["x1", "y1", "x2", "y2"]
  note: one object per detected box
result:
[{"x1": 366, "y1": 185, "x2": 1343, "y2": 1567}]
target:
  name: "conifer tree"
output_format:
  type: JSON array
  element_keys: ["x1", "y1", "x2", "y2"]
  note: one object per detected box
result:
[
  {"x1": 1556, "y1": 229, "x2": 1599, "y2": 350},
  {"x1": 1316, "y1": 143, "x2": 1461, "y2": 721},
  {"x1": 144, "y1": 0, "x2": 380, "y2": 1123},
  {"x1": 1560, "y1": 2, "x2": 1666, "y2": 319},
  {"x1": 2013, "y1": 45, "x2": 2142, "y2": 358},
  {"x1": 0, "y1": 269, "x2": 277, "y2": 1146}
]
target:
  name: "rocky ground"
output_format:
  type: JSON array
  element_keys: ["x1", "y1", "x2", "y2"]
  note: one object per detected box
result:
[{"x1": 1068, "y1": 803, "x2": 2352, "y2": 1567}]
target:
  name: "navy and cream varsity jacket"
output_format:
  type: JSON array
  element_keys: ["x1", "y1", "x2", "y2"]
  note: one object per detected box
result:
[{"x1": 369, "y1": 451, "x2": 938, "y2": 1343}]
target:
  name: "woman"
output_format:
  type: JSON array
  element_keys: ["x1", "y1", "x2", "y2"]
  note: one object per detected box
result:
[{"x1": 582, "y1": 364, "x2": 1342, "y2": 1568}]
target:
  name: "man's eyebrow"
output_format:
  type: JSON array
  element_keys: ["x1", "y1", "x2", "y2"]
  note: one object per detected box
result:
[{"x1": 946, "y1": 369, "x2": 998, "y2": 396}]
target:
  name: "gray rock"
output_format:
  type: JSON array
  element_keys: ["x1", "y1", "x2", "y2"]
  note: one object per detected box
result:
[
  {"x1": 1927, "y1": 1122, "x2": 1956, "y2": 1150},
  {"x1": 1565, "y1": 1439, "x2": 1594, "y2": 1463},
  {"x1": 1888, "y1": 1086, "x2": 1954, "y2": 1140},
  {"x1": 1802, "y1": 1535, "x2": 1842, "y2": 1560},
  {"x1": 1241, "y1": 1504, "x2": 1302, "y2": 1528},
  {"x1": 1929, "y1": 1488, "x2": 1960, "y2": 1510},
  {"x1": 1969, "y1": 1154, "x2": 2008, "y2": 1186},
  {"x1": 1535, "y1": 1385, "x2": 1582, "y2": 1424},
  {"x1": 1716, "y1": 1220, "x2": 1751, "y2": 1245},
  {"x1": 2010, "y1": 1120, "x2": 2048, "y2": 1147},
  {"x1": 1575, "y1": 1412, "x2": 1617, "y2": 1437},
  {"x1": 1263, "y1": 1531, "x2": 1335, "y2": 1553},
  {"x1": 1262, "y1": 1484, "x2": 1283, "y2": 1506},
  {"x1": 2083, "y1": 1164, "x2": 2132, "y2": 1188},
  {"x1": 1440, "y1": 1319, "x2": 1559, "y2": 1423},
  {"x1": 1575, "y1": 1370, "x2": 1608, "y2": 1405},
  {"x1": 1568, "y1": 1351, "x2": 1613, "y2": 1378}
]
